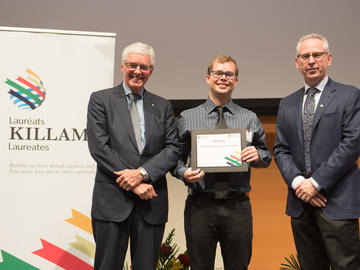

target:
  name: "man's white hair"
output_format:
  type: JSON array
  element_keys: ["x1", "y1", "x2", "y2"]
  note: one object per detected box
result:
[
  {"x1": 122, "y1": 42, "x2": 155, "y2": 65},
  {"x1": 296, "y1": 33, "x2": 330, "y2": 55}
]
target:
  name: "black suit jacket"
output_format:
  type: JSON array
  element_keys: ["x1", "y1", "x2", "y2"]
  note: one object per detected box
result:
[
  {"x1": 87, "y1": 83, "x2": 180, "y2": 224},
  {"x1": 274, "y1": 78, "x2": 360, "y2": 219}
]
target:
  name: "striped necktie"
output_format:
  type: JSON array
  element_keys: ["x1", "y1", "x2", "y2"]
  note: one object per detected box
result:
[{"x1": 128, "y1": 93, "x2": 142, "y2": 152}]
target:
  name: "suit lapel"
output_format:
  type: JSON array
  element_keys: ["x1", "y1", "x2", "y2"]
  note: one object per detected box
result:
[
  {"x1": 143, "y1": 90, "x2": 156, "y2": 153},
  {"x1": 112, "y1": 84, "x2": 139, "y2": 151},
  {"x1": 312, "y1": 79, "x2": 336, "y2": 133},
  {"x1": 295, "y1": 88, "x2": 305, "y2": 145}
]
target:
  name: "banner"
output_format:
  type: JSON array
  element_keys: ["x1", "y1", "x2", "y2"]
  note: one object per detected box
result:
[{"x1": 0, "y1": 26, "x2": 116, "y2": 269}]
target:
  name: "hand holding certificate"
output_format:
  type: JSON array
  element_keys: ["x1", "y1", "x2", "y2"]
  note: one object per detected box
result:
[{"x1": 191, "y1": 128, "x2": 249, "y2": 172}]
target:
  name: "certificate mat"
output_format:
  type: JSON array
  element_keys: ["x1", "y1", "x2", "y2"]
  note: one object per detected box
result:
[{"x1": 191, "y1": 128, "x2": 248, "y2": 172}]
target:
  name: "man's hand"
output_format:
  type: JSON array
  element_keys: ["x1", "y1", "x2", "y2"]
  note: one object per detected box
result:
[
  {"x1": 295, "y1": 178, "x2": 327, "y2": 207},
  {"x1": 240, "y1": 146, "x2": 259, "y2": 163},
  {"x1": 308, "y1": 193, "x2": 327, "y2": 207},
  {"x1": 115, "y1": 169, "x2": 144, "y2": 191},
  {"x1": 184, "y1": 168, "x2": 205, "y2": 183},
  {"x1": 132, "y1": 183, "x2": 157, "y2": 200}
]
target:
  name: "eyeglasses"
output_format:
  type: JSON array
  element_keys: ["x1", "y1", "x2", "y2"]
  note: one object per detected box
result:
[
  {"x1": 297, "y1": 52, "x2": 328, "y2": 61},
  {"x1": 210, "y1": 70, "x2": 236, "y2": 80},
  {"x1": 124, "y1": 62, "x2": 153, "y2": 72}
]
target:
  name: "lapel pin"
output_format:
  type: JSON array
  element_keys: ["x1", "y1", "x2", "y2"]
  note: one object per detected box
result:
[
  {"x1": 320, "y1": 104, "x2": 324, "y2": 107},
  {"x1": 152, "y1": 104, "x2": 155, "y2": 107}
]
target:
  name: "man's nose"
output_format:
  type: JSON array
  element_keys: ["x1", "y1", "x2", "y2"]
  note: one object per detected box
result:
[
  {"x1": 134, "y1": 66, "x2": 141, "y2": 72},
  {"x1": 308, "y1": 55, "x2": 316, "y2": 63},
  {"x1": 220, "y1": 74, "x2": 228, "y2": 80}
]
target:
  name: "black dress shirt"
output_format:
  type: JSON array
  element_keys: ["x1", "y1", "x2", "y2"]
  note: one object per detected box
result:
[{"x1": 173, "y1": 98, "x2": 271, "y2": 194}]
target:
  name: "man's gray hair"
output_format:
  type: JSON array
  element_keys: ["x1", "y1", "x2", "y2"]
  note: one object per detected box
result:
[
  {"x1": 296, "y1": 33, "x2": 330, "y2": 55},
  {"x1": 122, "y1": 42, "x2": 155, "y2": 65}
]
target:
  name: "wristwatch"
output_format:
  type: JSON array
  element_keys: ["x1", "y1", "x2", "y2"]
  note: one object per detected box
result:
[{"x1": 139, "y1": 167, "x2": 148, "y2": 180}]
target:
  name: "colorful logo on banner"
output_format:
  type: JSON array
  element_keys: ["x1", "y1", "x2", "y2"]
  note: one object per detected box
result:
[
  {"x1": 5, "y1": 68, "x2": 46, "y2": 110},
  {"x1": 225, "y1": 150, "x2": 243, "y2": 166},
  {"x1": 0, "y1": 209, "x2": 95, "y2": 269}
]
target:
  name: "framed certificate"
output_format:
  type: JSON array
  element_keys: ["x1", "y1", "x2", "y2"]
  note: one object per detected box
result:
[{"x1": 191, "y1": 128, "x2": 249, "y2": 172}]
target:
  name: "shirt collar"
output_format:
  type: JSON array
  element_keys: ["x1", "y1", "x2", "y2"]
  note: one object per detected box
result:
[
  {"x1": 204, "y1": 98, "x2": 235, "y2": 115},
  {"x1": 122, "y1": 81, "x2": 144, "y2": 98},
  {"x1": 304, "y1": 75, "x2": 328, "y2": 94}
]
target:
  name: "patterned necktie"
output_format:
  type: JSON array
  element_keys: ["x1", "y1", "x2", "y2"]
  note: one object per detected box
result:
[
  {"x1": 215, "y1": 106, "x2": 227, "y2": 129},
  {"x1": 128, "y1": 93, "x2": 142, "y2": 152},
  {"x1": 214, "y1": 106, "x2": 228, "y2": 198},
  {"x1": 303, "y1": 87, "x2": 318, "y2": 174}
]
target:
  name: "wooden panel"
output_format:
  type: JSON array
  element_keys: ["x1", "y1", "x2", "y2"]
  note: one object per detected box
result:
[
  {"x1": 250, "y1": 163, "x2": 297, "y2": 269},
  {"x1": 249, "y1": 116, "x2": 297, "y2": 269}
]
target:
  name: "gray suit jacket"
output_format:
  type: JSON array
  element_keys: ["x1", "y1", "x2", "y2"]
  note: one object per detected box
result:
[
  {"x1": 87, "y1": 83, "x2": 180, "y2": 224},
  {"x1": 274, "y1": 78, "x2": 360, "y2": 219}
]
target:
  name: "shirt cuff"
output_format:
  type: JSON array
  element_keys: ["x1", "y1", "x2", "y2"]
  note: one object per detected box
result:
[
  {"x1": 310, "y1": 177, "x2": 321, "y2": 191},
  {"x1": 292, "y1": 175, "x2": 305, "y2": 190},
  {"x1": 291, "y1": 175, "x2": 321, "y2": 191}
]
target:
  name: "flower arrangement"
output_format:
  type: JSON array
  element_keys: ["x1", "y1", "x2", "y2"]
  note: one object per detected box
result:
[
  {"x1": 157, "y1": 228, "x2": 190, "y2": 270},
  {"x1": 123, "y1": 228, "x2": 190, "y2": 270}
]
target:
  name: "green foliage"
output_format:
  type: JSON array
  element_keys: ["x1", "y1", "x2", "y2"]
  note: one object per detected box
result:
[
  {"x1": 158, "y1": 228, "x2": 180, "y2": 270},
  {"x1": 280, "y1": 254, "x2": 332, "y2": 270},
  {"x1": 280, "y1": 254, "x2": 301, "y2": 270},
  {"x1": 123, "y1": 262, "x2": 129, "y2": 270}
]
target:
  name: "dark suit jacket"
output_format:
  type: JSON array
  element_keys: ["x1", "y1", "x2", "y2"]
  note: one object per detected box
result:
[
  {"x1": 273, "y1": 78, "x2": 360, "y2": 219},
  {"x1": 87, "y1": 83, "x2": 180, "y2": 224}
]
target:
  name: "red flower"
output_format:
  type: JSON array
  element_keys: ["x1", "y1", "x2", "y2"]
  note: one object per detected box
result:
[
  {"x1": 178, "y1": 253, "x2": 190, "y2": 267},
  {"x1": 160, "y1": 243, "x2": 172, "y2": 258}
]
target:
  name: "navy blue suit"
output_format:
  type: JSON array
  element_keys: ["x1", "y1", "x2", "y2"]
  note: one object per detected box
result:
[
  {"x1": 274, "y1": 78, "x2": 360, "y2": 219},
  {"x1": 274, "y1": 78, "x2": 360, "y2": 270}
]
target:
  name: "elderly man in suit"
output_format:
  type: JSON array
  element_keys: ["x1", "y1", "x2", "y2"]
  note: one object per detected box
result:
[
  {"x1": 273, "y1": 33, "x2": 360, "y2": 270},
  {"x1": 87, "y1": 42, "x2": 180, "y2": 270}
]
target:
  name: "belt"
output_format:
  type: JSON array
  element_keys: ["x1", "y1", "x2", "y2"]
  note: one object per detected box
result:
[{"x1": 188, "y1": 188, "x2": 249, "y2": 200}]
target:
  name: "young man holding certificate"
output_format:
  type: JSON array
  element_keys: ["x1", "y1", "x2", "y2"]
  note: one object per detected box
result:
[{"x1": 172, "y1": 54, "x2": 271, "y2": 270}]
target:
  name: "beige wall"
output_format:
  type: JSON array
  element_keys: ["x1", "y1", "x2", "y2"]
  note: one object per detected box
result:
[{"x1": 1, "y1": 1, "x2": 360, "y2": 100}]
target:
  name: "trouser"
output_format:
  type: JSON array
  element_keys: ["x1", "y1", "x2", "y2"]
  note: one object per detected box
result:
[
  {"x1": 184, "y1": 192, "x2": 253, "y2": 270},
  {"x1": 92, "y1": 206, "x2": 165, "y2": 270},
  {"x1": 291, "y1": 205, "x2": 360, "y2": 270}
]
